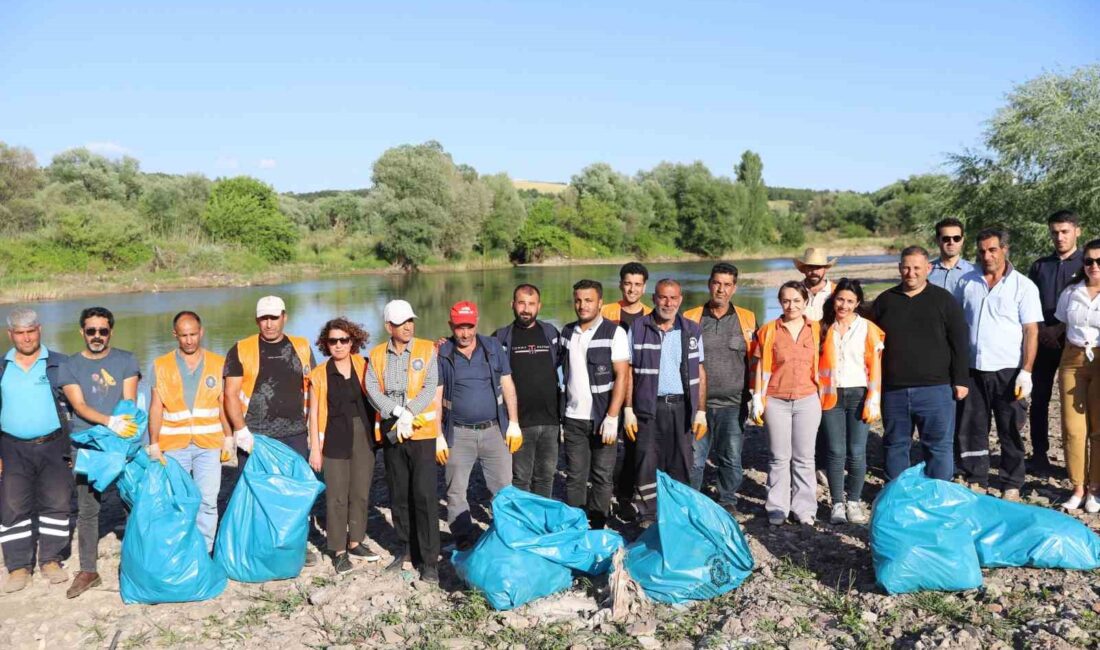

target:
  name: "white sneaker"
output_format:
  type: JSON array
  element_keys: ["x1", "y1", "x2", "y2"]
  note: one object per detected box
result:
[
  {"x1": 1061, "y1": 494, "x2": 1084, "y2": 510},
  {"x1": 1085, "y1": 494, "x2": 1100, "y2": 514},
  {"x1": 845, "y1": 501, "x2": 868, "y2": 525},
  {"x1": 830, "y1": 503, "x2": 847, "y2": 524}
]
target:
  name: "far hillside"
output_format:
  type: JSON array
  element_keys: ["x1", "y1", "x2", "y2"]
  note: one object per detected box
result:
[{"x1": 512, "y1": 180, "x2": 568, "y2": 195}]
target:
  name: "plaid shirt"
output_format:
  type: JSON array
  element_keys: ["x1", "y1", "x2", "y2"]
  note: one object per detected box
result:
[{"x1": 364, "y1": 339, "x2": 438, "y2": 417}]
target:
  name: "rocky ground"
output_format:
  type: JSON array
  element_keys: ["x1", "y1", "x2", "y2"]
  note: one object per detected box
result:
[{"x1": 0, "y1": 393, "x2": 1098, "y2": 649}]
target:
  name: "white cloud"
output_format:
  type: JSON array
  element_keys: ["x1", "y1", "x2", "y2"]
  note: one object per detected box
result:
[
  {"x1": 215, "y1": 156, "x2": 240, "y2": 170},
  {"x1": 84, "y1": 141, "x2": 132, "y2": 157},
  {"x1": 258, "y1": 158, "x2": 277, "y2": 169}
]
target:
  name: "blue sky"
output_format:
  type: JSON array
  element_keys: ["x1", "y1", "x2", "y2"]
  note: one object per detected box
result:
[{"x1": 1, "y1": 1, "x2": 1096, "y2": 193}]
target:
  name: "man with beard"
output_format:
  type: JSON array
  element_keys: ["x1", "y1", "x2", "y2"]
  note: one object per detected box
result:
[
  {"x1": 438, "y1": 301, "x2": 521, "y2": 551},
  {"x1": 0, "y1": 308, "x2": 73, "y2": 593},
  {"x1": 562, "y1": 280, "x2": 630, "y2": 529},
  {"x1": 59, "y1": 307, "x2": 141, "y2": 598},
  {"x1": 794, "y1": 249, "x2": 836, "y2": 322},
  {"x1": 624, "y1": 279, "x2": 707, "y2": 527},
  {"x1": 494, "y1": 285, "x2": 562, "y2": 498}
]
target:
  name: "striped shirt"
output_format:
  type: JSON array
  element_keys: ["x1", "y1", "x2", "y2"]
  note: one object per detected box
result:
[{"x1": 364, "y1": 340, "x2": 439, "y2": 417}]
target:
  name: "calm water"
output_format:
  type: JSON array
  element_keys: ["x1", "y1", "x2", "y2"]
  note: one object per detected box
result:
[{"x1": 27, "y1": 255, "x2": 892, "y2": 389}]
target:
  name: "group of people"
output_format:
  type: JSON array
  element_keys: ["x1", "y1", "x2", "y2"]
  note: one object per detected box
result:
[{"x1": 1, "y1": 209, "x2": 1097, "y2": 593}]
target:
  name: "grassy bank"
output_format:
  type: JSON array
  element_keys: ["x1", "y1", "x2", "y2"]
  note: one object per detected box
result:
[{"x1": 0, "y1": 233, "x2": 897, "y2": 305}]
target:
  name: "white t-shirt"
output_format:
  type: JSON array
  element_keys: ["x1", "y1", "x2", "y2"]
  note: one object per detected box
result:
[
  {"x1": 565, "y1": 317, "x2": 630, "y2": 421},
  {"x1": 1055, "y1": 281, "x2": 1100, "y2": 353},
  {"x1": 805, "y1": 279, "x2": 834, "y2": 322},
  {"x1": 831, "y1": 315, "x2": 870, "y2": 389}
]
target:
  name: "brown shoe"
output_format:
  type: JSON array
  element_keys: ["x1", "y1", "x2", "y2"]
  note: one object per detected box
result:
[
  {"x1": 3, "y1": 568, "x2": 30, "y2": 593},
  {"x1": 65, "y1": 571, "x2": 101, "y2": 599},
  {"x1": 40, "y1": 561, "x2": 69, "y2": 584}
]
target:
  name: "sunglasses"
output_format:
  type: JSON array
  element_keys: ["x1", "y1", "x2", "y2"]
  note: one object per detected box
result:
[
  {"x1": 327, "y1": 336, "x2": 352, "y2": 345},
  {"x1": 83, "y1": 327, "x2": 111, "y2": 337},
  {"x1": 940, "y1": 235, "x2": 963, "y2": 243},
  {"x1": 1083, "y1": 257, "x2": 1100, "y2": 268}
]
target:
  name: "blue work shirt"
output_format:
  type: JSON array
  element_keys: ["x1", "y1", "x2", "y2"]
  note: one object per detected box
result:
[
  {"x1": 929, "y1": 257, "x2": 975, "y2": 297},
  {"x1": 656, "y1": 325, "x2": 705, "y2": 396},
  {"x1": 954, "y1": 265, "x2": 1043, "y2": 371},
  {"x1": 0, "y1": 346, "x2": 62, "y2": 439},
  {"x1": 450, "y1": 342, "x2": 511, "y2": 425}
]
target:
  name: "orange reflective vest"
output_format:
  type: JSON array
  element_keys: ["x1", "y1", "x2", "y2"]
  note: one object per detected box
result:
[
  {"x1": 308, "y1": 355, "x2": 377, "y2": 449},
  {"x1": 368, "y1": 339, "x2": 440, "y2": 441},
  {"x1": 600, "y1": 300, "x2": 652, "y2": 323},
  {"x1": 682, "y1": 304, "x2": 757, "y2": 350},
  {"x1": 235, "y1": 334, "x2": 312, "y2": 417},
  {"x1": 153, "y1": 350, "x2": 226, "y2": 451},
  {"x1": 751, "y1": 318, "x2": 821, "y2": 410},
  {"x1": 819, "y1": 319, "x2": 885, "y2": 422}
]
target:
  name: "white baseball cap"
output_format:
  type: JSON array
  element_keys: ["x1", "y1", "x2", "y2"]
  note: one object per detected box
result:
[
  {"x1": 383, "y1": 299, "x2": 417, "y2": 325},
  {"x1": 256, "y1": 296, "x2": 286, "y2": 318}
]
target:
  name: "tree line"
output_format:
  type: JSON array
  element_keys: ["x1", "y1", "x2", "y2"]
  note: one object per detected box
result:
[{"x1": 0, "y1": 64, "x2": 1095, "y2": 276}]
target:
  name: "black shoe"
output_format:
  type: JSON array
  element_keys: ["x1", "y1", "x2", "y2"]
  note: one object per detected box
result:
[
  {"x1": 587, "y1": 511, "x2": 607, "y2": 530},
  {"x1": 348, "y1": 544, "x2": 381, "y2": 562},
  {"x1": 333, "y1": 553, "x2": 353, "y2": 574},
  {"x1": 386, "y1": 550, "x2": 408, "y2": 572},
  {"x1": 419, "y1": 564, "x2": 439, "y2": 584},
  {"x1": 614, "y1": 501, "x2": 637, "y2": 522},
  {"x1": 304, "y1": 549, "x2": 317, "y2": 567},
  {"x1": 1029, "y1": 456, "x2": 1053, "y2": 474}
]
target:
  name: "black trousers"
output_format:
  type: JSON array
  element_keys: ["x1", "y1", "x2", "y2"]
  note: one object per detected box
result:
[
  {"x1": 562, "y1": 418, "x2": 616, "y2": 521},
  {"x1": 1028, "y1": 344, "x2": 1062, "y2": 461},
  {"x1": 382, "y1": 437, "x2": 439, "y2": 568},
  {"x1": 957, "y1": 368, "x2": 1028, "y2": 489},
  {"x1": 1, "y1": 431, "x2": 73, "y2": 572},
  {"x1": 613, "y1": 427, "x2": 637, "y2": 504},
  {"x1": 633, "y1": 399, "x2": 691, "y2": 520}
]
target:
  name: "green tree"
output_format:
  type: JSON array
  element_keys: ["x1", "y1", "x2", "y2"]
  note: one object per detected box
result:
[
  {"x1": 52, "y1": 200, "x2": 152, "y2": 269},
  {"x1": 478, "y1": 174, "x2": 526, "y2": 253},
  {"x1": 0, "y1": 142, "x2": 41, "y2": 203},
  {"x1": 47, "y1": 148, "x2": 139, "y2": 202},
  {"x1": 735, "y1": 150, "x2": 774, "y2": 245},
  {"x1": 377, "y1": 197, "x2": 449, "y2": 269},
  {"x1": 202, "y1": 176, "x2": 298, "y2": 262}
]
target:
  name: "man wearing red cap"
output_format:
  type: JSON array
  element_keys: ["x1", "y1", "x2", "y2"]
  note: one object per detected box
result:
[{"x1": 437, "y1": 301, "x2": 521, "y2": 549}]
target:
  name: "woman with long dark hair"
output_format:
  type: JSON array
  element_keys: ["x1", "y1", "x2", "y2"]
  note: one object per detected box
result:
[{"x1": 819, "y1": 278, "x2": 884, "y2": 525}]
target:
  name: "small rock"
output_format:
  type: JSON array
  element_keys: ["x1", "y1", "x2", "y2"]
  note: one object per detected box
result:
[
  {"x1": 986, "y1": 604, "x2": 1004, "y2": 614},
  {"x1": 308, "y1": 587, "x2": 336, "y2": 606},
  {"x1": 779, "y1": 616, "x2": 795, "y2": 629},
  {"x1": 627, "y1": 619, "x2": 656, "y2": 636},
  {"x1": 502, "y1": 612, "x2": 532, "y2": 630},
  {"x1": 1092, "y1": 601, "x2": 1100, "y2": 614},
  {"x1": 720, "y1": 617, "x2": 743, "y2": 635},
  {"x1": 637, "y1": 636, "x2": 662, "y2": 650},
  {"x1": 860, "y1": 611, "x2": 878, "y2": 624},
  {"x1": 371, "y1": 593, "x2": 396, "y2": 607},
  {"x1": 380, "y1": 625, "x2": 404, "y2": 644}
]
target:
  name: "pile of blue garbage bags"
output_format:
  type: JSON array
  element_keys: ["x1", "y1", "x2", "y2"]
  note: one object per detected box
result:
[
  {"x1": 72, "y1": 403, "x2": 323, "y2": 604},
  {"x1": 871, "y1": 463, "x2": 1100, "y2": 594},
  {"x1": 453, "y1": 471, "x2": 755, "y2": 609}
]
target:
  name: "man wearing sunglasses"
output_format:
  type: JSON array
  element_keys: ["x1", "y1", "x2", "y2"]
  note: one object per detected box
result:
[
  {"x1": 223, "y1": 295, "x2": 317, "y2": 564},
  {"x1": 1026, "y1": 210, "x2": 1083, "y2": 473},
  {"x1": 147, "y1": 311, "x2": 232, "y2": 552},
  {"x1": 929, "y1": 217, "x2": 975, "y2": 297},
  {"x1": 58, "y1": 306, "x2": 141, "y2": 598}
]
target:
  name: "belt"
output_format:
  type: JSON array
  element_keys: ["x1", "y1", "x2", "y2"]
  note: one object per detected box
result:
[
  {"x1": 656, "y1": 394, "x2": 684, "y2": 404},
  {"x1": 454, "y1": 420, "x2": 496, "y2": 430},
  {"x1": 1, "y1": 428, "x2": 64, "y2": 445}
]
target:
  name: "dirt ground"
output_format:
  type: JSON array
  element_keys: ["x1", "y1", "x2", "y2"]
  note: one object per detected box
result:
[{"x1": 0, "y1": 386, "x2": 1097, "y2": 649}]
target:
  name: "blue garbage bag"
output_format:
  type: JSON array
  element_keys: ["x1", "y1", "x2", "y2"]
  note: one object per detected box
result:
[
  {"x1": 71, "y1": 399, "x2": 148, "y2": 492},
  {"x1": 117, "y1": 450, "x2": 150, "y2": 509},
  {"x1": 870, "y1": 463, "x2": 983, "y2": 594},
  {"x1": 214, "y1": 435, "x2": 325, "y2": 583},
  {"x1": 119, "y1": 457, "x2": 227, "y2": 604},
  {"x1": 969, "y1": 494, "x2": 1100, "y2": 570},
  {"x1": 624, "y1": 471, "x2": 754, "y2": 604},
  {"x1": 452, "y1": 486, "x2": 624, "y2": 610}
]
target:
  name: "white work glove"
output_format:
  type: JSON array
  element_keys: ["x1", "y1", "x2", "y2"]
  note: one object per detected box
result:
[
  {"x1": 692, "y1": 410, "x2": 708, "y2": 440},
  {"x1": 146, "y1": 442, "x2": 166, "y2": 465},
  {"x1": 505, "y1": 422, "x2": 523, "y2": 453},
  {"x1": 107, "y1": 414, "x2": 138, "y2": 438},
  {"x1": 234, "y1": 426, "x2": 254, "y2": 453},
  {"x1": 600, "y1": 415, "x2": 619, "y2": 445},
  {"x1": 1014, "y1": 370, "x2": 1033, "y2": 401},
  {"x1": 220, "y1": 436, "x2": 237, "y2": 465},
  {"x1": 435, "y1": 435, "x2": 449, "y2": 464},
  {"x1": 750, "y1": 391, "x2": 765, "y2": 425},
  {"x1": 622, "y1": 407, "x2": 639, "y2": 442},
  {"x1": 394, "y1": 407, "x2": 415, "y2": 440},
  {"x1": 864, "y1": 400, "x2": 881, "y2": 424}
]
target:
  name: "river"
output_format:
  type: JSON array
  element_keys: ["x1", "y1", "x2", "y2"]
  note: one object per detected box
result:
[{"x1": 28, "y1": 255, "x2": 893, "y2": 388}]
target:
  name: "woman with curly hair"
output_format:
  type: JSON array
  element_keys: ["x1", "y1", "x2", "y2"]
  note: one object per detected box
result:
[{"x1": 308, "y1": 317, "x2": 380, "y2": 573}]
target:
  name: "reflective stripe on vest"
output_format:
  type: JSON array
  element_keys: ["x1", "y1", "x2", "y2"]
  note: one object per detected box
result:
[
  {"x1": 629, "y1": 314, "x2": 702, "y2": 418},
  {"x1": 308, "y1": 354, "x2": 368, "y2": 450},
  {"x1": 236, "y1": 334, "x2": 312, "y2": 416},
  {"x1": 154, "y1": 350, "x2": 226, "y2": 451},
  {"x1": 752, "y1": 318, "x2": 821, "y2": 411},
  {"x1": 368, "y1": 338, "x2": 440, "y2": 441},
  {"x1": 561, "y1": 319, "x2": 619, "y2": 421},
  {"x1": 819, "y1": 319, "x2": 885, "y2": 421}
]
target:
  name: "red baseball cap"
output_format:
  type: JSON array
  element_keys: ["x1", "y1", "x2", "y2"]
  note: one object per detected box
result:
[{"x1": 450, "y1": 301, "x2": 478, "y2": 326}]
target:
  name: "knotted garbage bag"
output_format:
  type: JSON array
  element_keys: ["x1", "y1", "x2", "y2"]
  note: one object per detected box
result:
[
  {"x1": 119, "y1": 457, "x2": 227, "y2": 604},
  {"x1": 71, "y1": 399, "x2": 148, "y2": 492},
  {"x1": 624, "y1": 471, "x2": 754, "y2": 604},
  {"x1": 214, "y1": 435, "x2": 325, "y2": 582},
  {"x1": 117, "y1": 449, "x2": 150, "y2": 509},
  {"x1": 871, "y1": 463, "x2": 1100, "y2": 594},
  {"x1": 452, "y1": 486, "x2": 623, "y2": 610}
]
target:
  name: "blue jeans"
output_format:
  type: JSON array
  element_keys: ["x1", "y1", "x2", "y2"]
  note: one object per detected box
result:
[
  {"x1": 690, "y1": 406, "x2": 744, "y2": 506},
  {"x1": 165, "y1": 443, "x2": 222, "y2": 552},
  {"x1": 821, "y1": 387, "x2": 869, "y2": 504},
  {"x1": 882, "y1": 385, "x2": 955, "y2": 481}
]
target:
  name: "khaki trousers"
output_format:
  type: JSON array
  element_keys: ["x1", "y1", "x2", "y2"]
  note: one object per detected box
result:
[{"x1": 1058, "y1": 345, "x2": 1100, "y2": 488}]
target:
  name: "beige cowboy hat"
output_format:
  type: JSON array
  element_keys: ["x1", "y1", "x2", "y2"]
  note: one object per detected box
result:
[{"x1": 792, "y1": 247, "x2": 837, "y2": 272}]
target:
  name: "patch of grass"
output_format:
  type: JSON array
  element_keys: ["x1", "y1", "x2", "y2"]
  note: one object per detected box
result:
[
  {"x1": 755, "y1": 618, "x2": 780, "y2": 634},
  {"x1": 308, "y1": 611, "x2": 378, "y2": 646},
  {"x1": 376, "y1": 610, "x2": 403, "y2": 626},
  {"x1": 774, "y1": 554, "x2": 816, "y2": 582},
  {"x1": 77, "y1": 619, "x2": 108, "y2": 646},
  {"x1": 484, "y1": 622, "x2": 578, "y2": 650},
  {"x1": 908, "y1": 591, "x2": 972, "y2": 625},
  {"x1": 238, "y1": 585, "x2": 309, "y2": 627},
  {"x1": 120, "y1": 629, "x2": 152, "y2": 650},
  {"x1": 153, "y1": 622, "x2": 194, "y2": 647}
]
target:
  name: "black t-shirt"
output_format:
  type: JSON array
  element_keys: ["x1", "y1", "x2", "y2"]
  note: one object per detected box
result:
[
  {"x1": 508, "y1": 325, "x2": 560, "y2": 426},
  {"x1": 618, "y1": 309, "x2": 643, "y2": 332},
  {"x1": 324, "y1": 362, "x2": 373, "y2": 460},
  {"x1": 224, "y1": 338, "x2": 315, "y2": 439}
]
